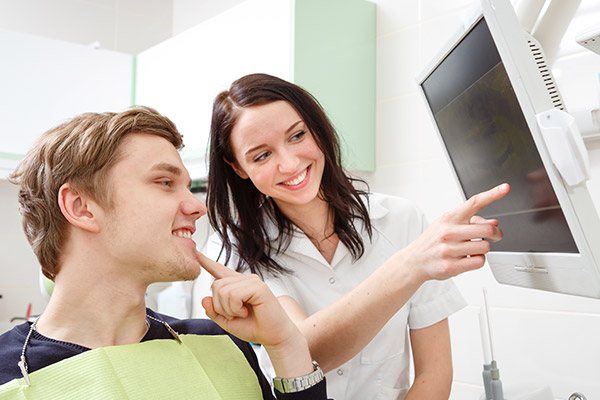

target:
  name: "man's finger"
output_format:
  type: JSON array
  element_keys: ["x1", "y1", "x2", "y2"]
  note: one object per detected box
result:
[
  {"x1": 451, "y1": 183, "x2": 510, "y2": 222},
  {"x1": 196, "y1": 251, "x2": 237, "y2": 279},
  {"x1": 202, "y1": 296, "x2": 232, "y2": 328}
]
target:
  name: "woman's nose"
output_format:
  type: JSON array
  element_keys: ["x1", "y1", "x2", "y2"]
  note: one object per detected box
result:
[{"x1": 277, "y1": 150, "x2": 300, "y2": 174}]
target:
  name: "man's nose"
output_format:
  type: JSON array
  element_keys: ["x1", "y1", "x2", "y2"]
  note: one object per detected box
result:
[{"x1": 181, "y1": 192, "x2": 207, "y2": 220}]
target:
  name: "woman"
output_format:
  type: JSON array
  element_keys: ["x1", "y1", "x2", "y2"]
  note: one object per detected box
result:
[{"x1": 201, "y1": 73, "x2": 509, "y2": 399}]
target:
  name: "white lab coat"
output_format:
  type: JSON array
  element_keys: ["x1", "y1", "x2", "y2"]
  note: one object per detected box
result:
[{"x1": 195, "y1": 193, "x2": 466, "y2": 400}]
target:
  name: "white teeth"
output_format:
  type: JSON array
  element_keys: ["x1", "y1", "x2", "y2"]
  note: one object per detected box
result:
[
  {"x1": 174, "y1": 229, "x2": 192, "y2": 239},
  {"x1": 283, "y1": 169, "x2": 307, "y2": 186}
]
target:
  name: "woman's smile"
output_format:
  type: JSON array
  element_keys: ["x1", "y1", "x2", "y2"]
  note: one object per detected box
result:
[{"x1": 279, "y1": 165, "x2": 311, "y2": 189}]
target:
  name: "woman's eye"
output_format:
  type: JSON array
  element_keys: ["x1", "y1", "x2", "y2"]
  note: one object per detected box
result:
[
  {"x1": 158, "y1": 180, "x2": 173, "y2": 188},
  {"x1": 254, "y1": 152, "x2": 270, "y2": 162},
  {"x1": 290, "y1": 130, "x2": 306, "y2": 141}
]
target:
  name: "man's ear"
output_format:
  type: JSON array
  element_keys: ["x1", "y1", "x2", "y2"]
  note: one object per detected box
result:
[
  {"x1": 224, "y1": 158, "x2": 249, "y2": 179},
  {"x1": 57, "y1": 183, "x2": 101, "y2": 233}
]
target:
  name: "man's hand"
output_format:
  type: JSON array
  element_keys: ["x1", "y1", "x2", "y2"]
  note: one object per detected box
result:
[
  {"x1": 196, "y1": 252, "x2": 299, "y2": 347},
  {"x1": 196, "y1": 252, "x2": 314, "y2": 378},
  {"x1": 403, "y1": 183, "x2": 510, "y2": 282}
]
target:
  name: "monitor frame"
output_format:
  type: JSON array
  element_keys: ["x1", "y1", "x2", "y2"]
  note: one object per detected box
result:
[{"x1": 417, "y1": 0, "x2": 600, "y2": 298}]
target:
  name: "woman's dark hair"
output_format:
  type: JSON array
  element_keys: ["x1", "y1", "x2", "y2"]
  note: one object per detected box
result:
[{"x1": 207, "y1": 73, "x2": 372, "y2": 276}]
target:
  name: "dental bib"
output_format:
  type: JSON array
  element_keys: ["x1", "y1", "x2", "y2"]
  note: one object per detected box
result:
[{"x1": 0, "y1": 334, "x2": 262, "y2": 399}]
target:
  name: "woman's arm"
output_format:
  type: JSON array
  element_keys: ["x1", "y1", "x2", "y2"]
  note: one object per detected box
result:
[
  {"x1": 405, "y1": 319, "x2": 453, "y2": 400},
  {"x1": 278, "y1": 184, "x2": 509, "y2": 372},
  {"x1": 278, "y1": 249, "x2": 422, "y2": 372}
]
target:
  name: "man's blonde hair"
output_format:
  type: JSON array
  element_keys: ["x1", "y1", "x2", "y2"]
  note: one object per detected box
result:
[{"x1": 9, "y1": 106, "x2": 183, "y2": 280}]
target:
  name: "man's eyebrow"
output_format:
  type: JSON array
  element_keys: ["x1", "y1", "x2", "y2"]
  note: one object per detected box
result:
[
  {"x1": 150, "y1": 162, "x2": 182, "y2": 176},
  {"x1": 244, "y1": 120, "x2": 304, "y2": 157}
]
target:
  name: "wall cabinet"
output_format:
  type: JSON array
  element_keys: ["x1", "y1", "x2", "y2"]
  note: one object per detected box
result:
[
  {"x1": 136, "y1": 0, "x2": 376, "y2": 175},
  {"x1": 0, "y1": 30, "x2": 132, "y2": 178}
]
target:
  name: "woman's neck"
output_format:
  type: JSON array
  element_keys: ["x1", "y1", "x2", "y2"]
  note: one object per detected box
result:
[
  {"x1": 276, "y1": 196, "x2": 339, "y2": 262},
  {"x1": 277, "y1": 196, "x2": 331, "y2": 238}
]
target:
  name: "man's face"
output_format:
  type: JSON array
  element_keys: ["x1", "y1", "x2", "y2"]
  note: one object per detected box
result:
[{"x1": 100, "y1": 133, "x2": 206, "y2": 283}]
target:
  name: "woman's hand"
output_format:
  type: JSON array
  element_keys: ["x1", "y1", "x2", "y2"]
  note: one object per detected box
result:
[{"x1": 402, "y1": 183, "x2": 510, "y2": 282}]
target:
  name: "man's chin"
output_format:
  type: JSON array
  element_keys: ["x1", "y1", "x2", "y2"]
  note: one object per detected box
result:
[
  {"x1": 170, "y1": 268, "x2": 200, "y2": 282},
  {"x1": 181, "y1": 262, "x2": 202, "y2": 281},
  {"x1": 156, "y1": 260, "x2": 201, "y2": 282}
]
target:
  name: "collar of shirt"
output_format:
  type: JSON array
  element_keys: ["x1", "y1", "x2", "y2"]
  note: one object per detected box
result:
[{"x1": 262, "y1": 194, "x2": 391, "y2": 267}]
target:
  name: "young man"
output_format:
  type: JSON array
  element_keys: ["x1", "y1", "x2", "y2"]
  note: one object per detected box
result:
[{"x1": 0, "y1": 107, "x2": 327, "y2": 399}]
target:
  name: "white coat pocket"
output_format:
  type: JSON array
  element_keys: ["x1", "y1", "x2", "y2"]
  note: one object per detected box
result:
[{"x1": 360, "y1": 307, "x2": 409, "y2": 364}]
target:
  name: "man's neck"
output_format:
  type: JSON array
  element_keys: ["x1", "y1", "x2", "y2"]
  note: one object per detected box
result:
[{"x1": 35, "y1": 265, "x2": 150, "y2": 349}]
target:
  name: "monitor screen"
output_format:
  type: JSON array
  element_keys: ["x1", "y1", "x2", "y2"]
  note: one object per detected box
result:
[{"x1": 421, "y1": 18, "x2": 578, "y2": 253}]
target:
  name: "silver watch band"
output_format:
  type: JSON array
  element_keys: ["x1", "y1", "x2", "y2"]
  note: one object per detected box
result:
[{"x1": 273, "y1": 361, "x2": 324, "y2": 393}]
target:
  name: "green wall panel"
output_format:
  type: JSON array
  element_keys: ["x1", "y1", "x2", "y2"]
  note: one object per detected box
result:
[{"x1": 294, "y1": 0, "x2": 376, "y2": 171}]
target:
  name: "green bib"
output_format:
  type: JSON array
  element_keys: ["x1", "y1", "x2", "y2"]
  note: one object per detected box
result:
[{"x1": 0, "y1": 334, "x2": 263, "y2": 399}]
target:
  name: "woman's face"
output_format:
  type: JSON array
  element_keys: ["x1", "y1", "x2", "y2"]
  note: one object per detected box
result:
[{"x1": 228, "y1": 100, "x2": 325, "y2": 212}]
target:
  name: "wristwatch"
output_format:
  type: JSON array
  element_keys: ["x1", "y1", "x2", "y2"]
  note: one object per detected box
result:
[{"x1": 273, "y1": 360, "x2": 324, "y2": 393}]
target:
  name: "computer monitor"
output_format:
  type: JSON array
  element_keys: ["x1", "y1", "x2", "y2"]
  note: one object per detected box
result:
[{"x1": 417, "y1": 0, "x2": 600, "y2": 298}]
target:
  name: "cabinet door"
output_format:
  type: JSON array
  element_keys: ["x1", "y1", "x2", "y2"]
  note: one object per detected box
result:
[
  {"x1": 136, "y1": 0, "x2": 294, "y2": 179},
  {"x1": 137, "y1": 0, "x2": 375, "y2": 176},
  {"x1": 0, "y1": 30, "x2": 132, "y2": 178}
]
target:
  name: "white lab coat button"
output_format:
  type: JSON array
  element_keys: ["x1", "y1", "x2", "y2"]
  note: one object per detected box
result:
[
  {"x1": 337, "y1": 369, "x2": 344, "y2": 376},
  {"x1": 329, "y1": 277, "x2": 335, "y2": 284}
]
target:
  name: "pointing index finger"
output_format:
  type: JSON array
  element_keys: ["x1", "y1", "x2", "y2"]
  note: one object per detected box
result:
[
  {"x1": 195, "y1": 251, "x2": 237, "y2": 280},
  {"x1": 452, "y1": 183, "x2": 510, "y2": 222}
]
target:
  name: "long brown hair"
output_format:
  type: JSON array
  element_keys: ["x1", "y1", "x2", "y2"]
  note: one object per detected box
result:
[{"x1": 207, "y1": 73, "x2": 371, "y2": 276}]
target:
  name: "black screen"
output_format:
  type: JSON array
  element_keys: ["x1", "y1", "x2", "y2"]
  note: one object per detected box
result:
[{"x1": 421, "y1": 18, "x2": 578, "y2": 253}]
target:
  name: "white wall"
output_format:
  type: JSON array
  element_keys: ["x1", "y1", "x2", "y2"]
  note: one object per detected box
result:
[
  {"x1": 172, "y1": 0, "x2": 246, "y2": 35},
  {"x1": 0, "y1": 180, "x2": 45, "y2": 334},
  {"x1": 362, "y1": 0, "x2": 600, "y2": 399},
  {"x1": 139, "y1": 0, "x2": 293, "y2": 179},
  {"x1": 0, "y1": 29, "x2": 133, "y2": 178},
  {"x1": 0, "y1": 0, "x2": 173, "y2": 54}
]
